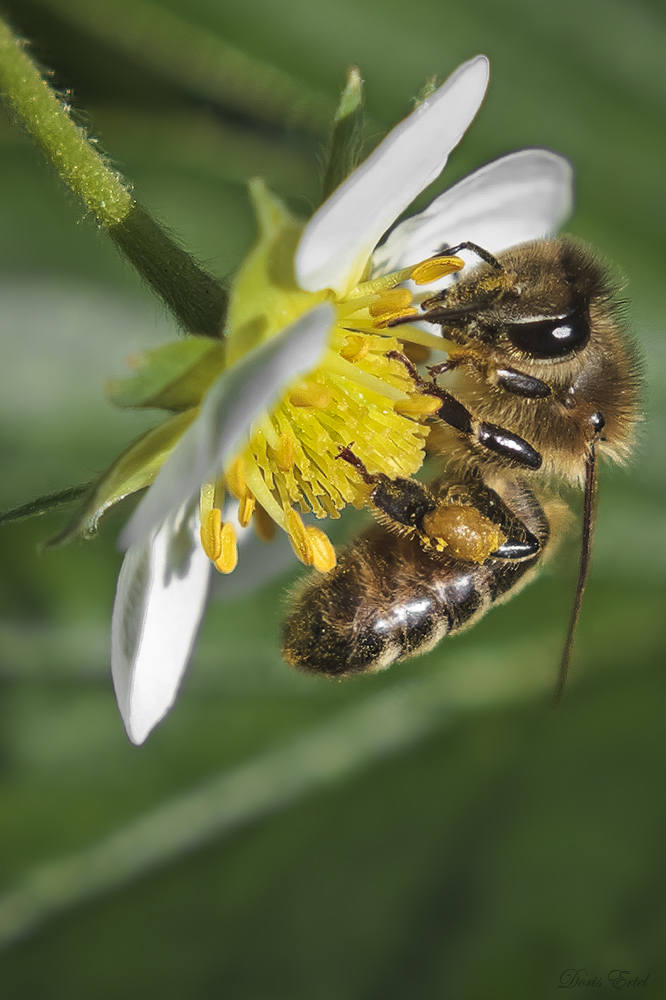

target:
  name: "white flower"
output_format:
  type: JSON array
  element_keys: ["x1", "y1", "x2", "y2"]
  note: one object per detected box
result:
[{"x1": 111, "y1": 54, "x2": 573, "y2": 744}]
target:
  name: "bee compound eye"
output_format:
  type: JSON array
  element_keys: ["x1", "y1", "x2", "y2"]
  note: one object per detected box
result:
[{"x1": 507, "y1": 309, "x2": 590, "y2": 359}]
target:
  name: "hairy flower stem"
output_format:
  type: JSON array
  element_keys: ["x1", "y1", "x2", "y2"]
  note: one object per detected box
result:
[{"x1": 0, "y1": 14, "x2": 227, "y2": 338}]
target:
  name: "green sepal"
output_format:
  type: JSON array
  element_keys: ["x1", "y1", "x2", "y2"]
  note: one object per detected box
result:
[
  {"x1": 107, "y1": 338, "x2": 226, "y2": 411},
  {"x1": 0, "y1": 483, "x2": 94, "y2": 525},
  {"x1": 320, "y1": 66, "x2": 365, "y2": 203},
  {"x1": 48, "y1": 409, "x2": 198, "y2": 547}
]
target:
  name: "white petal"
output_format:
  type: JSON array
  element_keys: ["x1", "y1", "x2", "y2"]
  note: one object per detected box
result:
[
  {"x1": 372, "y1": 148, "x2": 574, "y2": 277},
  {"x1": 296, "y1": 55, "x2": 489, "y2": 296},
  {"x1": 120, "y1": 302, "x2": 335, "y2": 551},
  {"x1": 111, "y1": 506, "x2": 211, "y2": 744}
]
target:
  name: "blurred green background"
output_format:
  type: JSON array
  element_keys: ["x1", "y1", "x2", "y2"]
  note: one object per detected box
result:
[{"x1": 0, "y1": 0, "x2": 665, "y2": 997}]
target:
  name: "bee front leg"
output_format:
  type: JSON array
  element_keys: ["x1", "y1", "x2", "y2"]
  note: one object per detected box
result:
[
  {"x1": 494, "y1": 367, "x2": 552, "y2": 399},
  {"x1": 389, "y1": 350, "x2": 544, "y2": 472}
]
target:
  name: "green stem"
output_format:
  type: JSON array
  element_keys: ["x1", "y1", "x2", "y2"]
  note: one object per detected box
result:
[
  {"x1": 0, "y1": 14, "x2": 227, "y2": 336},
  {"x1": 108, "y1": 205, "x2": 228, "y2": 339},
  {"x1": 0, "y1": 15, "x2": 131, "y2": 226}
]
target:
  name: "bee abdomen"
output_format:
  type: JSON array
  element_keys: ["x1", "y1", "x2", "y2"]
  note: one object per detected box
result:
[{"x1": 282, "y1": 529, "x2": 542, "y2": 678}]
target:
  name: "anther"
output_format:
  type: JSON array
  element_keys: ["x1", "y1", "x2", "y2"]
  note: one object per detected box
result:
[
  {"x1": 394, "y1": 394, "x2": 442, "y2": 419},
  {"x1": 305, "y1": 526, "x2": 337, "y2": 572},
  {"x1": 214, "y1": 522, "x2": 238, "y2": 574},
  {"x1": 368, "y1": 288, "x2": 412, "y2": 316},
  {"x1": 339, "y1": 335, "x2": 370, "y2": 363},
  {"x1": 289, "y1": 381, "x2": 332, "y2": 409},
  {"x1": 253, "y1": 502, "x2": 277, "y2": 543},
  {"x1": 238, "y1": 493, "x2": 256, "y2": 528},
  {"x1": 410, "y1": 255, "x2": 465, "y2": 285},
  {"x1": 226, "y1": 456, "x2": 247, "y2": 500},
  {"x1": 274, "y1": 432, "x2": 296, "y2": 472},
  {"x1": 286, "y1": 508, "x2": 312, "y2": 565},
  {"x1": 372, "y1": 308, "x2": 420, "y2": 330},
  {"x1": 200, "y1": 507, "x2": 223, "y2": 562}
]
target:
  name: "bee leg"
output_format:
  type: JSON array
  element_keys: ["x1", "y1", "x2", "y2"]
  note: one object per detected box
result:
[
  {"x1": 433, "y1": 391, "x2": 545, "y2": 473},
  {"x1": 337, "y1": 447, "x2": 439, "y2": 533},
  {"x1": 436, "y1": 241, "x2": 504, "y2": 271},
  {"x1": 389, "y1": 350, "x2": 544, "y2": 471},
  {"x1": 427, "y1": 355, "x2": 468, "y2": 378},
  {"x1": 428, "y1": 357, "x2": 552, "y2": 400},
  {"x1": 425, "y1": 479, "x2": 544, "y2": 563},
  {"x1": 495, "y1": 367, "x2": 552, "y2": 399},
  {"x1": 338, "y1": 447, "x2": 543, "y2": 565}
]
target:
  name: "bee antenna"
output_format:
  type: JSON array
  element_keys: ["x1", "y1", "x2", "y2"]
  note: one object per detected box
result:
[{"x1": 552, "y1": 440, "x2": 599, "y2": 707}]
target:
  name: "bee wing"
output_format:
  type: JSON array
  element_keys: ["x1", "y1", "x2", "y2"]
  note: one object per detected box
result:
[{"x1": 372, "y1": 148, "x2": 574, "y2": 281}]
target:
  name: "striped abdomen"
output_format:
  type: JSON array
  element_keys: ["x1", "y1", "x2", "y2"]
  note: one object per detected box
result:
[{"x1": 282, "y1": 483, "x2": 550, "y2": 677}]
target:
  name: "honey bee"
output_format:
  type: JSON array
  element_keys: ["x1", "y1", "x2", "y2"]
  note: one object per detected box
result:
[{"x1": 282, "y1": 237, "x2": 641, "y2": 698}]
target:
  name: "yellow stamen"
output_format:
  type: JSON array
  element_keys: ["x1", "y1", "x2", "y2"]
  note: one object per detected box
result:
[
  {"x1": 410, "y1": 255, "x2": 465, "y2": 285},
  {"x1": 244, "y1": 453, "x2": 287, "y2": 527},
  {"x1": 199, "y1": 480, "x2": 216, "y2": 518},
  {"x1": 389, "y1": 325, "x2": 452, "y2": 352},
  {"x1": 214, "y1": 521, "x2": 238, "y2": 573},
  {"x1": 200, "y1": 507, "x2": 223, "y2": 562},
  {"x1": 253, "y1": 502, "x2": 277, "y2": 542},
  {"x1": 345, "y1": 265, "x2": 416, "y2": 298},
  {"x1": 306, "y1": 526, "x2": 336, "y2": 572},
  {"x1": 324, "y1": 348, "x2": 410, "y2": 401},
  {"x1": 394, "y1": 394, "x2": 442, "y2": 419},
  {"x1": 226, "y1": 455, "x2": 247, "y2": 500},
  {"x1": 289, "y1": 381, "x2": 333, "y2": 409},
  {"x1": 368, "y1": 288, "x2": 412, "y2": 316},
  {"x1": 275, "y1": 431, "x2": 296, "y2": 471},
  {"x1": 339, "y1": 334, "x2": 370, "y2": 363},
  {"x1": 286, "y1": 508, "x2": 312, "y2": 565},
  {"x1": 372, "y1": 308, "x2": 420, "y2": 329},
  {"x1": 238, "y1": 493, "x2": 256, "y2": 528}
]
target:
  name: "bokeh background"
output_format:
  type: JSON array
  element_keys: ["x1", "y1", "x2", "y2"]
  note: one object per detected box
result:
[{"x1": 0, "y1": 0, "x2": 665, "y2": 997}]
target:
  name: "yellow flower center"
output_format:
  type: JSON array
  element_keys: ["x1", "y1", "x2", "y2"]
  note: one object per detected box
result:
[{"x1": 199, "y1": 181, "x2": 464, "y2": 574}]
